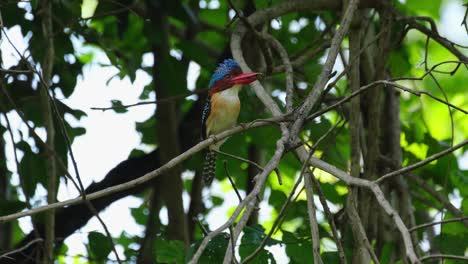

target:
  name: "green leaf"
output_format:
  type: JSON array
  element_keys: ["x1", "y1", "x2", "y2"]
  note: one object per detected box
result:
[
  {"x1": 380, "y1": 243, "x2": 395, "y2": 264},
  {"x1": 18, "y1": 143, "x2": 47, "y2": 198},
  {"x1": 283, "y1": 231, "x2": 313, "y2": 264},
  {"x1": 130, "y1": 206, "x2": 148, "y2": 226},
  {"x1": 433, "y1": 234, "x2": 467, "y2": 255},
  {"x1": 239, "y1": 225, "x2": 278, "y2": 263},
  {"x1": 406, "y1": 0, "x2": 442, "y2": 18},
  {"x1": 110, "y1": 99, "x2": 128, "y2": 113},
  {"x1": 136, "y1": 117, "x2": 156, "y2": 145},
  {"x1": 88, "y1": 231, "x2": 113, "y2": 262},
  {"x1": 187, "y1": 233, "x2": 230, "y2": 263},
  {"x1": 211, "y1": 195, "x2": 224, "y2": 206},
  {"x1": 155, "y1": 238, "x2": 185, "y2": 264}
]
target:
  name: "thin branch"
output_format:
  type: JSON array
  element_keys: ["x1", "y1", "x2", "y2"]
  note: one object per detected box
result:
[
  {"x1": 405, "y1": 172, "x2": 468, "y2": 227},
  {"x1": 91, "y1": 88, "x2": 209, "y2": 111},
  {"x1": 308, "y1": 78, "x2": 468, "y2": 124},
  {"x1": 214, "y1": 149, "x2": 282, "y2": 185},
  {"x1": 223, "y1": 160, "x2": 243, "y2": 203},
  {"x1": 228, "y1": 226, "x2": 239, "y2": 264},
  {"x1": 0, "y1": 238, "x2": 43, "y2": 260},
  {"x1": 303, "y1": 171, "x2": 324, "y2": 264},
  {"x1": 376, "y1": 140, "x2": 468, "y2": 183},
  {"x1": 420, "y1": 254, "x2": 468, "y2": 262},
  {"x1": 409, "y1": 216, "x2": 468, "y2": 232},
  {"x1": 403, "y1": 18, "x2": 468, "y2": 62},
  {"x1": 193, "y1": 217, "x2": 209, "y2": 236},
  {"x1": 261, "y1": 33, "x2": 294, "y2": 113}
]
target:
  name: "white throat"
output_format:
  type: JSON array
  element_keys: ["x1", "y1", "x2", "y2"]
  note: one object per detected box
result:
[{"x1": 218, "y1": 85, "x2": 241, "y2": 100}]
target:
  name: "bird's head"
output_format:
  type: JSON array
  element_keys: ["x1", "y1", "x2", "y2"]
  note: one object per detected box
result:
[{"x1": 208, "y1": 59, "x2": 260, "y2": 95}]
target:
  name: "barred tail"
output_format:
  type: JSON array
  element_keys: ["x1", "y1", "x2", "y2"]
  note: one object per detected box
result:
[{"x1": 202, "y1": 150, "x2": 217, "y2": 185}]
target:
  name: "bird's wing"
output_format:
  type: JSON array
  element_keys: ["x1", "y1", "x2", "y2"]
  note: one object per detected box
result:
[{"x1": 201, "y1": 96, "x2": 211, "y2": 140}]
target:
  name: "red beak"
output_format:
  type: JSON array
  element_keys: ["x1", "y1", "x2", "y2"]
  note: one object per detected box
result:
[{"x1": 232, "y1": 72, "x2": 261, "y2": 85}]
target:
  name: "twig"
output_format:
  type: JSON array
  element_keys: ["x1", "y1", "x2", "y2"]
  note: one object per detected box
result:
[
  {"x1": 403, "y1": 18, "x2": 468, "y2": 62},
  {"x1": 193, "y1": 217, "x2": 209, "y2": 236},
  {"x1": 420, "y1": 254, "x2": 468, "y2": 262},
  {"x1": 405, "y1": 172, "x2": 468, "y2": 227},
  {"x1": 409, "y1": 216, "x2": 468, "y2": 232},
  {"x1": 223, "y1": 160, "x2": 243, "y2": 203},
  {"x1": 91, "y1": 88, "x2": 209, "y2": 111},
  {"x1": 228, "y1": 226, "x2": 239, "y2": 264},
  {"x1": 346, "y1": 188, "x2": 381, "y2": 264},
  {"x1": 297, "y1": 153, "x2": 421, "y2": 263},
  {"x1": 261, "y1": 33, "x2": 294, "y2": 113},
  {"x1": 308, "y1": 79, "x2": 468, "y2": 124},
  {"x1": 303, "y1": 171, "x2": 324, "y2": 264},
  {"x1": 0, "y1": 238, "x2": 43, "y2": 260},
  {"x1": 462, "y1": 3, "x2": 468, "y2": 35},
  {"x1": 214, "y1": 149, "x2": 282, "y2": 185},
  {"x1": 376, "y1": 140, "x2": 468, "y2": 183}
]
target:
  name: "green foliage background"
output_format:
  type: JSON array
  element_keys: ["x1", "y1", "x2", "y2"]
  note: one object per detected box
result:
[{"x1": 0, "y1": 0, "x2": 467, "y2": 263}]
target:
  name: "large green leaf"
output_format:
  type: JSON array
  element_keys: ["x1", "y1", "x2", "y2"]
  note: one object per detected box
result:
[
  {"x1": 88, "y1": 231, "x2": 113, "y2": 262},
  {"x1": 239, "y1": 225, "x2": 279, "y2": 263},
  {"x1": 155, "y1": 238, "x2": 185, "y2": 264}
]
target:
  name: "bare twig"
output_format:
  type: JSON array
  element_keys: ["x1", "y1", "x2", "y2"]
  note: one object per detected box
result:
[
  {"x1": 409, "y1": 216, "x2": 468, "y2": 232},
  {"x1": 405, "y1": 172, "x2": 468, "y2": 227},
  {"x1": 214, "y1": 149, "x2": 282, "y2": 185},
  {"x1": 403, "y1": 18, "x2": 468, "y2": 62},
  {"x1": 193, "y1": 217, "x2": 209, "y2": 236},
  {"x1": 223, "y1": 160, "x2": 243, "y2": 203},
  {"x1": 420, "y1": 254, "x2": 468, "y2": 262},
  {"x1": 0, "y1": 238, "x2": 43, "y2": 260},
  {"x1": 376, "y1": 140, "x2": 468, "y2": 183},
  {"x1": 303, "y1": 171, "x2": 324, "y2": 264},
  {"x1": 261, "y1": 33, "x2": 294, "y2": 113},
  {"x1": 308, "y1": 79, "x2": 468, "y2": 124},
  {"x1": 91, "y1": 88, "x2": 209, "y2": 111},
  {"x1": 228, "y1": 226, "x2": 239, "y2": 264}
]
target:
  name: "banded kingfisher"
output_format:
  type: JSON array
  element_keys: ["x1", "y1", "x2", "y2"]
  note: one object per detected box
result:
[{"x1": 201, "y1": 59, "x2": 260, "y2": 185}]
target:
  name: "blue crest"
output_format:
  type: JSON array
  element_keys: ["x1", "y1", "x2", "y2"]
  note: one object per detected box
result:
[{"x1": 208, "y1": 59, "x2": 240, "y2": 89}]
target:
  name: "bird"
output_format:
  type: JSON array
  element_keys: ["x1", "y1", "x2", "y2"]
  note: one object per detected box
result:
[{"x1": 201, "y1": 59, "x2": 260, "y2": 185}]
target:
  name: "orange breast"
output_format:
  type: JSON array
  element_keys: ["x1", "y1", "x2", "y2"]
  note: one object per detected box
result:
[{"x1": 206, "y1": 88, "x2": 241, "y2": 137}]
